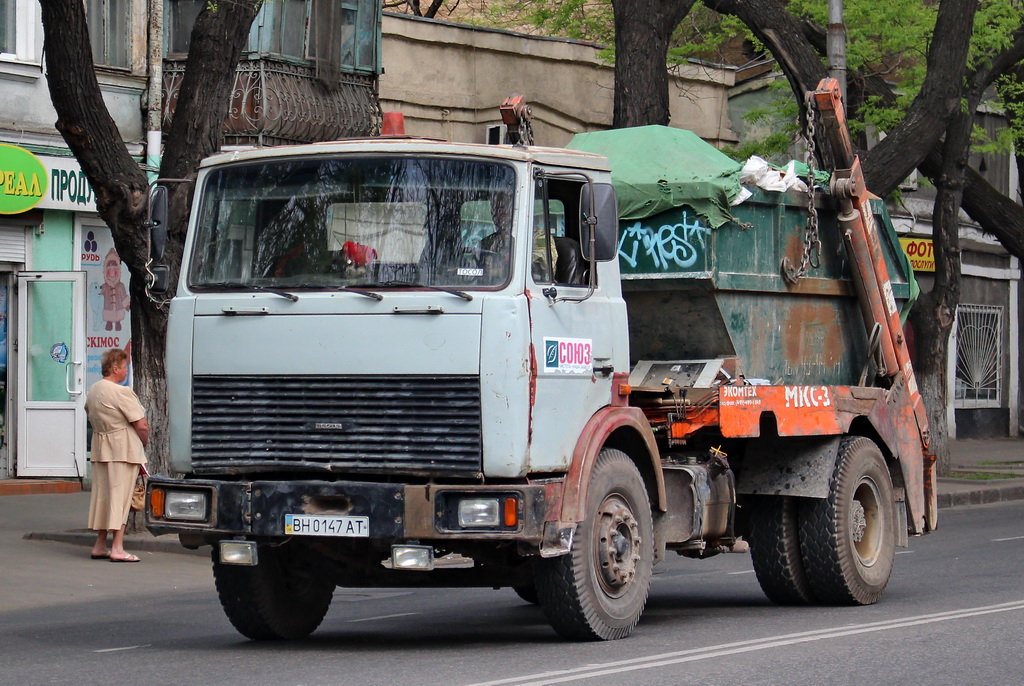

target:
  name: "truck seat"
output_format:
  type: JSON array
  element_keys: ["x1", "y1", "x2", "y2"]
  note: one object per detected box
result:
[{"x1": 554, "y1": 236, "x2": 587, "y2": 285}]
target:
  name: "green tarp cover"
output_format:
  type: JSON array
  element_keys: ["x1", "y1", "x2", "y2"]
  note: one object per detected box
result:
[{"x1": 568, "y1": 125, "x2": 742, "y2": 228}]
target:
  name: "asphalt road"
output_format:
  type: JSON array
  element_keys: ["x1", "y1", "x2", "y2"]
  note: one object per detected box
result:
[{"x1": 2, "y1": 501, "x2": 1022, "y2": 686}]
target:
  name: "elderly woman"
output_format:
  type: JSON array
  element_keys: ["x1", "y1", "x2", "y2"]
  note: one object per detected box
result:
[{"x1": 86, "y1": 348, "x2": 149, "y2": 563}]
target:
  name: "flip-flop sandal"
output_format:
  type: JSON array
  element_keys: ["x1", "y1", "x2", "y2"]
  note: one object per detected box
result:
[
  {"x1": 109, "y1": 554, "x2": 141, "y2": 563},
  {"x1": 90, "y1": 553, "x2": 110, "y2": 560}
]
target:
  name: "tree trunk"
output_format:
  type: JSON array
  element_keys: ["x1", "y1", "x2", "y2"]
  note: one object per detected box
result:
[
  {"x1": 41, "y1": 1, "x2": 261, "y2": 494},
  {"x1": 612, "y1": 0, "x2": 696, "y2": 128}
]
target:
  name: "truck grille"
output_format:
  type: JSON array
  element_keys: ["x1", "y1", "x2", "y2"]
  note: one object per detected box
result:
[{"x1": 190, "y1": 375, "x2": 483, "y2": 476}]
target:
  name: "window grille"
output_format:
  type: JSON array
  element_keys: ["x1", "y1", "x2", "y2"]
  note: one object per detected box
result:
[{"x1": 954, "y1": 304, "x2": 1003, "y2": 408}]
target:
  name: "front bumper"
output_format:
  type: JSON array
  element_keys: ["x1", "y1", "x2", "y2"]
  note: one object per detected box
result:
[{"x1": 145, "y1": 476, "x2": 562, "y2": 547}]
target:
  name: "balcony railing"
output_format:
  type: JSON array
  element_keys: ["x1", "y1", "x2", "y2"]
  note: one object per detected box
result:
[{"x1": 163, "y1": 55, "x2": 381, "y2": 147}]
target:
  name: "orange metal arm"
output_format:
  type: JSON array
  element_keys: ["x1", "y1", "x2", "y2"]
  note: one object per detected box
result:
[{"x1": 810, "y1": 78, "x2": 930, "y2": 448}]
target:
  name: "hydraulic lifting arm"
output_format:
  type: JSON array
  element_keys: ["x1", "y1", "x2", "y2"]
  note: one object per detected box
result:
[{"x1": 810, "y1": 78, "x2": 930, "y2": 450}]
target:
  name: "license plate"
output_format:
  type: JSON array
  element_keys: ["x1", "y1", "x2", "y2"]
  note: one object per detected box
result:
[{"x1": 284, "y1": 514, "x2": 369, "y2": 537}]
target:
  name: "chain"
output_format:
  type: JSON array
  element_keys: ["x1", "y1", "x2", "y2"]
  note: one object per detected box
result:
[{"x1": 783, "y1": 92, "x2": 823, "y2": 284}]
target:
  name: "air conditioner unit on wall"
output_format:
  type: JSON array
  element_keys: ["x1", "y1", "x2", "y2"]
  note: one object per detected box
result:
[{"x1": 486, "y1": 124, "x2": 508, "y2": 145}]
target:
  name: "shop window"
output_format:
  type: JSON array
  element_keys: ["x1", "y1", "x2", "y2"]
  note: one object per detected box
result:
[
  {"x1": 954, "y1": 304, "x2": 1003, "y2": 408},
  {"x1": 86, "y1": 0, "x2": 129, "y2": 68}
]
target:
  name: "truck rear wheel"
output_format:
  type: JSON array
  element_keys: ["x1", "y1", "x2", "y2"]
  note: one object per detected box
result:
[
  {"x1": 747, "y1": 495, "x2": 817, "y2": 605},
  {"x1": 798, "y1": 437, "x2": 896, "y2": 605},
  {"x1": 534, "y1": 449, "x2": 653, "y2": 640},
  {"x1": 212, "y1": 543, "x2": 335, "y2": 640}
]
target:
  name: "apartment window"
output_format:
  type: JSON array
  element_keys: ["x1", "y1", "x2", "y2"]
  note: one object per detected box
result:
[
  {"x1": 0, "y1": 0, "x2": 15, "y2": 55},
  {"x1": 166, "y1": 0, "x2": 378, "y2": 73},
  {"x1": 86, "y1": 0, "x2": 129, "y2": 68},
  {"x1": 954, "y1": 304, "x2": 1003, "y2": 408},
  {"x1": 166, "y1": 0, "x2": 201, "y2": 54}
]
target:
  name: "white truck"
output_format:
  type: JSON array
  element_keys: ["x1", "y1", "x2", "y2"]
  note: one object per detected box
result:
[{"x1": 145, "y1": 82, "x2": 934, "y2": 641}]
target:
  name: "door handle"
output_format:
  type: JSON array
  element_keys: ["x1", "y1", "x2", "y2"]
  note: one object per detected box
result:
[
  {"x1": 593, "y1": 358, "x2": 614, "y2": 377},
  {"x1": 65, "y1": 360, "x2": 83, "y2": 395}
]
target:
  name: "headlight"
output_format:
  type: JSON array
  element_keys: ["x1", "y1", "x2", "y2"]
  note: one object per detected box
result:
[
  {"x1": 220, "y1": 540, "x2": 258, "y2": 566},
  {"x1": 391, "y1": 545, "x2": 434, "y2": 571},
  {"x1": 164, "y1": 490, "x2": 208, "y2": 521},
  {"x1": 458, "y1": 498, "x2": 500, "y2": 527}
]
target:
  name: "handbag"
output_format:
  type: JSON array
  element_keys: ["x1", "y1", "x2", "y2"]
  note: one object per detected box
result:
[{"x1": 130, "y1": 465, "x2": 148, "y2": 512}]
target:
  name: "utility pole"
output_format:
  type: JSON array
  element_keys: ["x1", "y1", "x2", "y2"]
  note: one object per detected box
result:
[{"x1": 827, "y1": 0, "x2": 847, "y2": 102}]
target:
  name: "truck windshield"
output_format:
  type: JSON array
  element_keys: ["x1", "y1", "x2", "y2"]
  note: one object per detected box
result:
[{"x1": 188, "y1": 156, "x2": 517, "y2": 291}]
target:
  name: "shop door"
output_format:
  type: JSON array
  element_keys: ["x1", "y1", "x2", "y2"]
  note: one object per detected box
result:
[{"x1": 16, "y1": 272, "x2": 87, "y2": 477}]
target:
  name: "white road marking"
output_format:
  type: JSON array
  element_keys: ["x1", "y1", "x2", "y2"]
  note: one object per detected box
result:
[
  {"x1": 94, "y1": 645, "x2": 150, "y2": 653},
  {"x1": 896, "y1": 550, "x2": 915, "y2": 554},
  {"x1": 727, "y1": 570, "x2": 756, "y2": 575},
  {"x1": 346, "y1": 612, "x2": 418, "y2": 623},
  {"x1": 993, "y1": 536, "x2": 1024, "y2": 542},
  {"x1": 465, "y1": 600, "x2": 1024, "y2": 686}
]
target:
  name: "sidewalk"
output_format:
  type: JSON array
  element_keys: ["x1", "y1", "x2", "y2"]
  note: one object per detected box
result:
[
  {"x1": 937, "y1": 437, "x2": 1024, "y2": 508},
  {"x1": 3, "y1": 438, "x2": 1021, "y2": 557}
]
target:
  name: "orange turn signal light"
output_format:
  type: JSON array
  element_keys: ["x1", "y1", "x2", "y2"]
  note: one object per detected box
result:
[
  {"x1": 150, "y1": 488, "x2": 165, "y2": 518},
  {"x1": 503, "y1": 497, "x2": 518, "y2": 527}
]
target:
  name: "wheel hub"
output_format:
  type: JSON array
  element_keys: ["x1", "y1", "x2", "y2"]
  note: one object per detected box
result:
[
  {"x1": 595, "y1": 497, "x2": 642, "y2": 597},
  {"x1": 851, "y1": 501, "x2": 867, "y2": 543},
  {"x1": 852, "y1": 477, "x2": 883, "y2": 566}
]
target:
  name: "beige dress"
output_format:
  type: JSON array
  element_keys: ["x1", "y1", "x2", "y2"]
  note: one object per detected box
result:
[{"x1": 86, "y1": 379, "x2": 147, "y2": 531}]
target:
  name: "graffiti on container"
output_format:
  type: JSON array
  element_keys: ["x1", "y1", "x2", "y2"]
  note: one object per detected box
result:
[{"x1": 618, "y1": 212, "x2": 711, "y2": 270}]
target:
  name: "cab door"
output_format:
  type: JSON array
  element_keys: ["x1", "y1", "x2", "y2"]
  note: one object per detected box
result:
[
  {"x1": 526, "y1": 172, "x2": 626, "y2": 473},
  {"x1": 16, "y1": 271, "x2": 87, "y2": 477}
]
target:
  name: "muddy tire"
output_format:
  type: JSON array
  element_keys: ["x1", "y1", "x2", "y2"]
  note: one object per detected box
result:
[
  {"x1": 534, "y1": 449, "x2": 653, "y2": 640},
  {"x1": 747, "y1": 495, "x2": 817, "y2": 605},
  {"x1": 798, "y1": 437, "x2": 896, "y2": 605},
  {"x1": 212, "y1": 543, "x2": 334, "y2": 640}
]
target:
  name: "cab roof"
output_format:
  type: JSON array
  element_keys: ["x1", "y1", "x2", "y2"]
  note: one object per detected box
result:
[{"x1": 201, "y1": 137, "x2": 611, "y2": 173}]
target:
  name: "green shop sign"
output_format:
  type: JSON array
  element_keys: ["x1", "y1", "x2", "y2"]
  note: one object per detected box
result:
[{"x1": 0, "y1": 143, "x2": 49, "y2": 214}]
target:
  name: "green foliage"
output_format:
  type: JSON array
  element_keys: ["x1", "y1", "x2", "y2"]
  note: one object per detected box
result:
[
  {"x1": 472, "y1": 0, "x2": 1023, "y2": 162},
  {"x1": 997, "y1": 73, "x2": 1024, "y2": 152},
  {"x1": 723, "y1": 132, "x2": 794, "y2": 164},
  {"x1": 477, "y1": 0, "x2": 614, "y2": 44}
]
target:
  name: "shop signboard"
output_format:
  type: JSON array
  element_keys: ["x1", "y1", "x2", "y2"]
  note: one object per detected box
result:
[
  {"x1": 899, "y1": 237, "x2": 935, "y2": 272},
  {"x1": 0, "y1": 144, "x2": 48, "y2": 214}
]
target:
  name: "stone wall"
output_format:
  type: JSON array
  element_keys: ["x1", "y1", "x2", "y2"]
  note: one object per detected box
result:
[{"x1": 380, "y1": 13, "x2": 738, "y2": 148}]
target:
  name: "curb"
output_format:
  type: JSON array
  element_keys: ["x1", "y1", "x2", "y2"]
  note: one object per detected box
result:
[
  {"x1": 0, "y1": 480, "x2": 82, "y2": 497},
  {"x1": 23, "y1": 529, "x2": 207, "y2": 557},
  {"x1": 936, "y1": 482, "x2": 1024, "y2": 509}
]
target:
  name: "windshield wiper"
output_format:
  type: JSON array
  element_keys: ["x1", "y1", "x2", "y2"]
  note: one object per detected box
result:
[
  {"x1": 293, "y1": 284, "x2": 383, "y2": 301},
  {"x1": 198, "y1": 281, "x2": 299, "y2": 302},
  {"x1": 351, "y1": 280, "x2": 473, "y2": 301}
]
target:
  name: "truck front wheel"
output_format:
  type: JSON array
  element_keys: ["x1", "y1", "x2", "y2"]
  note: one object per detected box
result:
[
  {"x1": 534, "y1": 449, "x2": 654, "y2": 640},
  {"x1": 798, "y1": 437, "x2": 896, "y2": 605},
  {"x1": 212, "y1": 543, "x2": 335, "y2": 640}
]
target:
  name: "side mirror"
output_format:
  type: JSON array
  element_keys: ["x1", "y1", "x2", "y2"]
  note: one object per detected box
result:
[
  {"x1": 148, "y1": 185, "x2": 169, "y2": 261},
  {"x1": 580, "y1": 182, "x2": 618, "y2": 261}
]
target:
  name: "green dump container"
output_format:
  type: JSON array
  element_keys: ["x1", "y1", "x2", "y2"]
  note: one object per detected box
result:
[
  {"x1": 569, "y1": 126, "x2": 915, "y2": 387},
  {"x1": 618, "y1": 190, "x2": 913, "y2": 386}
]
